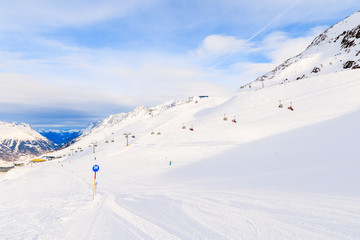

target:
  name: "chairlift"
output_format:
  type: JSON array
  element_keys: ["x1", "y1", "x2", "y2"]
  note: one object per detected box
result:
[
  {"x1": 182, "y1": 123, "x2": 186, "y2": 129},
  {"x1": 151, "y1": 131, "x2": 155, "y2": 135},
  {"x1": 105, "y1": 140, "x2": 109, "y2": 143},
  {"x1": 111, "y1": 139, "x2": 114, "y2": 142},
  {"x1": 132, "y1": 136, "x2": 135, "y2": 138},
  {"x1": 157, "y1": 132, "x2": 161, "y2": 135},
  {"x1": 278, "y1": 100, "x2": 283, "y2": 108},
  {"x1": 223, "y1": 114, "x2": 228, "y2": 121},
  {"x1": 232, "y1": 115, "x2": 236, "y2": 123},
  {"x1": 288, "y1": 102, "x2": 294, "y2": 111}
]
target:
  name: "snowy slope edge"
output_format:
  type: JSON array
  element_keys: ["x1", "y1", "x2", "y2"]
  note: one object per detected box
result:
[{"x1": 241, "y1": 11, "x2": 360, "y2": 91}]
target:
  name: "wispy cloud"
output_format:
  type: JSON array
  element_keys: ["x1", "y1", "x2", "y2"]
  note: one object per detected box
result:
[{"x1": 0, "y1": 0, "x2": 158, "y2": 30}]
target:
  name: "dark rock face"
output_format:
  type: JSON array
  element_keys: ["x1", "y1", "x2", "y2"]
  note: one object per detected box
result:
[
  {"x1": 343, "y1": 60, "x2": 356, "y2": 69},
  {"x1": 0, "y1": 139, "x2": 55, "y2": 161},
  {"x1": 239, "y1": 12, "x2": 360, "y2": 91},
  {"x1": 340, "y1": 25, "x2": 360, "y2": 49},
  {"x1": 312, "y1": 67, "x2": 321, "y2": 73}
]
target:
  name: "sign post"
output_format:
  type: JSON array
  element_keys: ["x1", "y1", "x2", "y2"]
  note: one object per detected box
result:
[{"x1": 92, "y1": 164, "x2": 99, "y2": 200}]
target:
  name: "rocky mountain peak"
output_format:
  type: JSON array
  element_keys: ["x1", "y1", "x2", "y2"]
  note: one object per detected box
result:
[
  {"x1": 241, "y1": 11, "x2": 360, "y2": 91},
  {"x1": 0, "y1": 122, "x2": 55, "y2": 161}
]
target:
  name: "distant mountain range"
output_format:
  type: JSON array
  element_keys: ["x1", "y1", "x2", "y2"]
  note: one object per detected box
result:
[
  {"x1": 0, "y1": 123, "x2": 84, "y2": 162},
  {"x1": 37, "y1": 129, "x2": 81, "y2": 147}
]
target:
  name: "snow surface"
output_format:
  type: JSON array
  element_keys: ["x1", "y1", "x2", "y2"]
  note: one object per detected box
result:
[{"x1": 0, "y1": 69, "x2": 359, "y2": 239}]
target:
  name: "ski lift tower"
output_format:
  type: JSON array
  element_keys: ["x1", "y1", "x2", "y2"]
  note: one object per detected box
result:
[
  {"x1": 124, "y1": 133, "x2": 132, "y2": 146},
  {"x1": 90, "y1": 142, "x2": 97, "y2": 153}
]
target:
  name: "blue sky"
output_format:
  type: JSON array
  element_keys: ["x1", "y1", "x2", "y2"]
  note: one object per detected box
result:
[{"x1": 0, "y1": 0, "x2": 359, "y2": 130}]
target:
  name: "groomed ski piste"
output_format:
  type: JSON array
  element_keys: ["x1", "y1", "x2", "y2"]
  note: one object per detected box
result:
[{"x1": 1, "y1": 69, "x2": 360, "y2": 239}]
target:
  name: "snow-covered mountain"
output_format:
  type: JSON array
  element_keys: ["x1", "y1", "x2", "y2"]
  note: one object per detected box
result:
[
  {"x1": 63, "y1": 9, "x2": 360, "y2": 150},
  {"x1": 67, "y1": 98, "x2": 197, "y2": 146},
  {"x1": 241, "y1": 11, "x2": 360, "y2": 90},
  {"x1": 0, "y1": 122, "x2": 55, "y2": 161}
]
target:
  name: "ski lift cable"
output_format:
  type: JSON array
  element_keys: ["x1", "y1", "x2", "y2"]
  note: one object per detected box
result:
[
  {"x1": 181, "y1": 77, "x2": 360, "y2": 128},
  {"x1": 243, "y1": 77, "x2": 360, "y2": 114},
  {"x1": 281, "y1": 77, "x2": 360, "y2": 102},
  {"x1": 291, "y1": 82, "x2": 360, "y2": 104},
  {"x1": 238, "y1": 82, "x2": 360, "y2": 126},
  {"x1": 223, "y1": 79, "x2": 360, "y2": 123},
  {"x1": 245, "y1": 77, "x2": 360, "y2": 112}
]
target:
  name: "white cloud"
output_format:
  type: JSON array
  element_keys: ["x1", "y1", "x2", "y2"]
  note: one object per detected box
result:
[
  {"x1": 196, "y1": 35, "x2": 251, "y2": 57},
  {"x1": 207, "y1": 26, "x2": 328, "y2": 87},
  {"x1": 261, "y1": 26, "x2": 327, "y2": 65},
  {"x1": 0, "y1": 44, "x2": 231, "y2": 114}
]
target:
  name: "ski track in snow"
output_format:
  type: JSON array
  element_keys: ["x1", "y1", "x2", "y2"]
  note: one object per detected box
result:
[{"x1": 0, "y1": 69, "x2": 360, "y2": 239}]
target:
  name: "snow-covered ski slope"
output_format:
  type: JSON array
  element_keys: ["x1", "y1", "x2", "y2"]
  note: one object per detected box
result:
[{"x1": 1, "y1": 69, "x2": 360, "y2": 239}]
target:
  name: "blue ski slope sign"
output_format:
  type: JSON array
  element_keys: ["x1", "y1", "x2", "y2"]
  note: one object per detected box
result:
[{"x1": 92, "y1": 164, "x2": 100, "y2": 172}]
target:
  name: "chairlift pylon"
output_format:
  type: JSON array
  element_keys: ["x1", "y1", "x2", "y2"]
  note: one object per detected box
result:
[
  {"x1": 232, "y1": 115, "x2": 236, "y2": 123},
  {"x1": 278, "y1": 100, "x2": 283, "y2": 108},
  {"x1": 288, "y1": 102, "x2": 294, "y2": 111}
]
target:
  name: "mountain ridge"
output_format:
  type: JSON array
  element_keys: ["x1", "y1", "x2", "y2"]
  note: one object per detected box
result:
[
  {"x1": 240, "y1": 11, "x2": 360, "y2": 91},
  {"x1": 0, "y1": 122, "x2": 55, "y2": 161}
]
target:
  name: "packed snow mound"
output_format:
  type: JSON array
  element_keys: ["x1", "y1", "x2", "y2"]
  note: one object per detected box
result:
[
  {"x1": 0, "y1": 122, "x2": 55, "y2": 161},
  {"x1": 242, "y1": 11, "x2": 360, "y2": 90}
]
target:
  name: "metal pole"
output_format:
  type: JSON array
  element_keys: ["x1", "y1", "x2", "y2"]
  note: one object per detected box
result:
[{"x1": 92, "y1": 172, "x2": 97, "y2": 200}]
